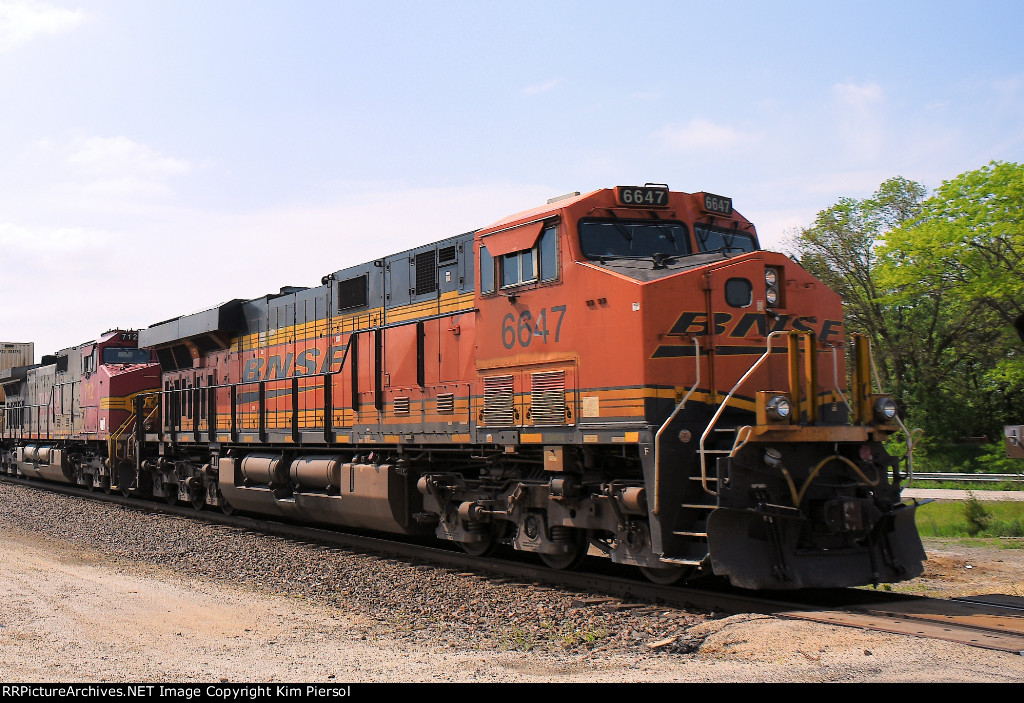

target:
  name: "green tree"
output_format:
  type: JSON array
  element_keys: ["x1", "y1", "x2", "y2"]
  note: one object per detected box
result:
[
  {"x1": 788, "y1": 176, "x2": 925, "y2": 393},
  {"x1": 878, "y1": 161, "x2": 1024, "y2": 443},
  {"x1": 790, "y1": 167, "x2": 1023, "y2": 461},
  {"x1": 880, "y1": 161, "x2": 1023, "y2": 328}
]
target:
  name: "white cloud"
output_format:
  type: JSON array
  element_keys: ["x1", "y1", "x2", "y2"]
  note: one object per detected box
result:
[
  {"x1": 57, "y1": 136, "x2": 193, "y2": 202},
  {"x1": 0, "y1": 222, "x2": 108, "y2": 252},
  {"x1": 831, "y1": 82, "x2": 885, "y2": 159},
  {"x1": 523, "y1": 78, "x2": 559, "y2": 95},
  {"x1": 629, "y1": 91, "x2": 661, "y2": 101},
  {"x1": 2, "y1": 135, "x2": 194, "y2": 209},
  {"x1": 66, "y1": 136, "x2": 192, "y2": 178},
  {"x1": 657, "y1": 118, "x2": 748, "y2": 151},
  {"x1": 0, "y1": 0, "x2": 84, "y2": 52},
  {"x1": 832, "y1": 82, "x2": 883, "y2": 110},
  {"x1": 992, "y1": 75, "x2": 1024, "y2": 104}
]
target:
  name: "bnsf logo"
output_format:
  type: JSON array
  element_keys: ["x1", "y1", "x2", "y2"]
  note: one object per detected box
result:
[
  {"x1": 668, "y1": 311, "x2": 843, "y2": 341},
  {"x1": 240, "y1": 346, "x2": 346, "y2": 383}
]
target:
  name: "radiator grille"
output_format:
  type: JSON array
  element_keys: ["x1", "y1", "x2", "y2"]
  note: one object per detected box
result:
[
  {"x1": 530, "y1": 370, "x2": 566, "y2": 425},
  {"x1": 482, "y1": 375, "x2": 515, "y2": 426}
]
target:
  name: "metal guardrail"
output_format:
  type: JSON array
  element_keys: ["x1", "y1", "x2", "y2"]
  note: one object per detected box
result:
[{"x1": 908, "y1": 472, "x2": 1024, "y2": 485}]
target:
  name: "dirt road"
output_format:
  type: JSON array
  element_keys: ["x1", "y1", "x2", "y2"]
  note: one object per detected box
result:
[{"x1": 3, "y1": 525, "x2": 1023, "y2": 683}]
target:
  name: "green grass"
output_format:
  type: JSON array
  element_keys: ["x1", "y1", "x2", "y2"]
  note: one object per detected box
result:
[
  {"x1": 915, "y1": 495, "x2": 1024, "y2": 541},
  {"x1": 908, "y1": 479, "x2": 1024, "y2": 491}
]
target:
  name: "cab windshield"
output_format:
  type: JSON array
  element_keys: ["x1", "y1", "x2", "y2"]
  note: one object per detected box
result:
[
  {"x1": 578, "y1": 219, "x2": 690, "y2": 260},
  {"x1": 102, "y1": 347, "x2": 152, "y2": 365},
  {"x1": 694, "y1": 224, "x2": 757, "y2": 253}
]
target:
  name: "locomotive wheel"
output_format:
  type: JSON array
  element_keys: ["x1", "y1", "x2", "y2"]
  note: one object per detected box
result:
[
  {"x1": 458, "y1": 536, "x2": 496, "y2": 557},
  {"x1": 164, "y1": 487, "x2": 178, "y2": 506},
  {"x1": 102, "y1": 478, "x2": 112, "y2": 495},
  {"x1": 118, "y1": 465, "x2": 134, "y2": 497},
  {"x1": 539, "y1": 530, "x2": 589, "y2": 570},
  {"x1": 220, "y1": 496, "x2": 234, "y2": 516},
  {"x1": 639, "y1": 564, "x2": 691, "y2": 585},
  {"x1": 190, "y1": 493, "x2": 205, "y2": 511}
]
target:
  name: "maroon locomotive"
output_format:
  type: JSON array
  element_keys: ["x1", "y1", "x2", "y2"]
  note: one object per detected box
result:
[{"x1": 0, "y1": 331, "x2": 159, "y2": 491}]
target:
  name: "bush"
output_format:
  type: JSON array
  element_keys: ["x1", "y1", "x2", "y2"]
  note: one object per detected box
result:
[
  {"x1": 963, "y1": 492, "x2": 993, "y2": 535},
  {"x1": 906, "y1": 440, "x2": 1024, "y2": 474}
]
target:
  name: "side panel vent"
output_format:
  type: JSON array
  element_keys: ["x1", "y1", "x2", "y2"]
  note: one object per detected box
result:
[
  {"x1": 438, "y1": 245, "x2": 457, "y2": 264},
  {"x1": 394, "y1": 396, "x2": 410, "y2": 415},
  {"x1": 530, "y1": 370, "x2": 566, "y2": 425},
  {"x1": 437, "y1": 392, "x2": 455, "y2": 414},
  {"x1": 482, "y1": 375, "x2": 515, "y2": 426}
]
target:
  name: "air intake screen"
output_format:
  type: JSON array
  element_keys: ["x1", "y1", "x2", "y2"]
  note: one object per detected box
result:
[
  {"x1": 482, "y1": 375, "x2": 514, "y2": 426},
  {"x1": 415, "y1": 250, "x2": 437, "y2": 295},
  {"x1": 338, "y1": 275, "x2": 368, "y2": 311},
  {"x1": 530, "y1": 370, "x2": 565, "y2": 425}
]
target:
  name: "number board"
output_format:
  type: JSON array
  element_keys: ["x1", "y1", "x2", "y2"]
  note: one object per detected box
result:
[
  {"x1": 615, "y1": 185, "x2": 669, "y2": 207},
  {"x1": 701, "y1": 193, "x2": 733, "y2": 216}
]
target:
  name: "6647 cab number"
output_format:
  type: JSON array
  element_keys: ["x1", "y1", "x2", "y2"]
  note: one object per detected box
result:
[
  {"x1": 501, "y1": 306, "x2": 567, "y2": 349},
  {"x1": 615, "y1": 185, "x2": 669, "y2": 207}
]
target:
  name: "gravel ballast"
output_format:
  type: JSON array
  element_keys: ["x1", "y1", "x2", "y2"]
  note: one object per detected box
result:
[{"x1": 2, "y1": 481, "x2": 1023, "y2": 682}]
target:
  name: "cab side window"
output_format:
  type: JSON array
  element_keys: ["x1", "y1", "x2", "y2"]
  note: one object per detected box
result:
[
  {"x1": 480, "y1": 246, "x2": 495, "y2": 294},
  {"x1": 480, "y1": 224, "x2": 559, "y2": 295},
  {"x1": 537, "y1": 225, "x2": 558, "y2": 282},
  {"x1": 501, "y1": 248, "x2": 536, "y2": 288}
]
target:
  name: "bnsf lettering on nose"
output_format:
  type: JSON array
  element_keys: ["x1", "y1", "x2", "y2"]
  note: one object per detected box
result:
[{"x1": 668, "y1": 311, "x2": 842, "y2": 341}]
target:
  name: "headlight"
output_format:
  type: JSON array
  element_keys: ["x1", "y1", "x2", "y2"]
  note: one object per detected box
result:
[
  {"x1": 765, "y1": 269, "x2": 777, "y2": 286},
  {"x1": 766, "y1": 394, "x2": 791, "y2": 420},
  {"x1": 873, "y1": 396, "x2": 898, "y2": 422},
  {"x1": 765, "y1": 288, "x2": 779, "y2": 306}
]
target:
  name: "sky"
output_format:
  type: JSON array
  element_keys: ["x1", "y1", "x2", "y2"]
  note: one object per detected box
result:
[{"x1": 1, "y1": 0, "x2": 1022, "y2": 360}]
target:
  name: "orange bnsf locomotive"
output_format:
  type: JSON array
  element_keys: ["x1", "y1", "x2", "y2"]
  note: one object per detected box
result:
[{"x1": 0, "y1": 184, "x2": 926, "y2": 589}]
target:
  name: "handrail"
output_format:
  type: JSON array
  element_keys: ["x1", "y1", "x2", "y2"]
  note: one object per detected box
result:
[
  {"x1": 830, "y1": 345, "x2": 852, "y2": 414},
  {"x1": 653, "y1": 338, "x2": 701, "y2": 515},
  {"x1": 698, "y1": 330, "x2": 789, "y2": 495},
  {"x1": 147, "y1": 331, "x2": 360, "y2": 441},
  {"x1": 865, "y1": 336, "x2": 921, "y2": 483},
  {"x1": 108, "y1": 411, "x2": 137, "y2": 463}
]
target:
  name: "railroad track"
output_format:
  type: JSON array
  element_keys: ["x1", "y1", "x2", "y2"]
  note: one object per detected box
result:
[
  {"x1": 4, "y1": 475, "x2": 1023, "y2": 655},
  {"x1": 776, "y1": 593, "x2": 1024, "y2": 655}
]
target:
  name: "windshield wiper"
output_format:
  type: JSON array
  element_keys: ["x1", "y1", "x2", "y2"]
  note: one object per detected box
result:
[{"x1": 593, "y1": 253, "x2": 680, "y2": 269}]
